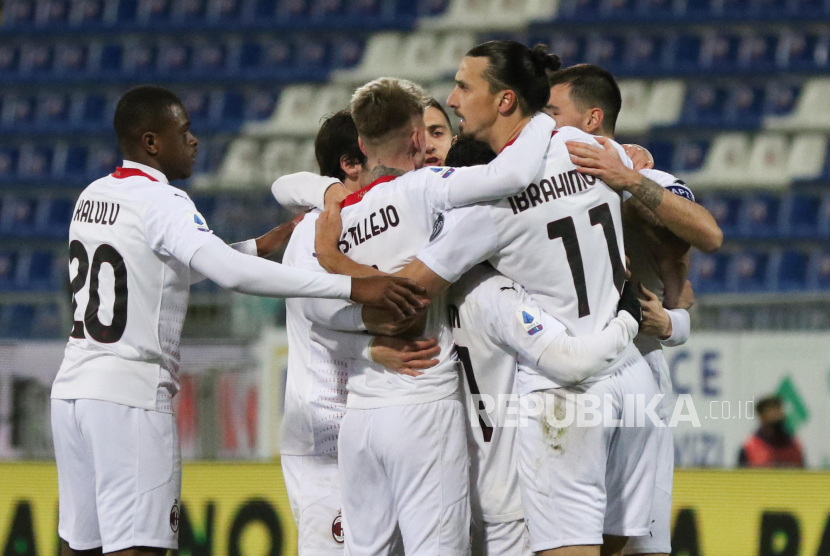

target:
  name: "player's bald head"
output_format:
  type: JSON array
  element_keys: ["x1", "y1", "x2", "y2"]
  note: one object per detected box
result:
[{"x1": 113, "y1": 86, "x2": 185, "y2": 152}]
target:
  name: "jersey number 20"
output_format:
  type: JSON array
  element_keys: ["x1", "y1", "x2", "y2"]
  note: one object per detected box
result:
[
  {"x1": 69, "y1": 240, "x2": 129, "y2": 343},
  {"x1": 547, "y1": 203, "x2": 625, "y2": 318}
]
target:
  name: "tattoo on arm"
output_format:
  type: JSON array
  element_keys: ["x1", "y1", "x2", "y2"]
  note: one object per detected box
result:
[{"x1": 632, "y1": 177, "x2": 664, "y2": 212}]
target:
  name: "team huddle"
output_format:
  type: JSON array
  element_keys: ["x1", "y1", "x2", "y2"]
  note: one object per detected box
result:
[{"x1": 51, "y1": 39, "x2": 722, "y2": 556}]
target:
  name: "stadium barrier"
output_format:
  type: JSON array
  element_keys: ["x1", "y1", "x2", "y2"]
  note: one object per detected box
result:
[{"x1": 1, "y1": 464, "x2": 829, "y2": 556}]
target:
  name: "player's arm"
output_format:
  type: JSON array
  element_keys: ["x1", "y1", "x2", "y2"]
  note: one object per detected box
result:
[
  {"x1": 489, "y1": 280, "x2": 641, "y2": 386},
  {"x1": 640, "y1": 280, "x2": 693, "y2": 346},
  {"x1": 566, "y1": 138, "x2": 723, "y2": 253},
  {"x1": 308, "y1": 324, "x2": 440, "y2": 376},
  {"x1": 426, "y1": 113, "x2": 556, "y2": 210},
  {"x1": 271, "y1": 172, "x2": 349, "y2": 213}
]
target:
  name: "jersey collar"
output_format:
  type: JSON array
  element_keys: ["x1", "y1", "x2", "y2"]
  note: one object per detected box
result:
[
  {"x1": 499, "y1": 129, "x2": 558, "y2": 154},
  {"x1": 113, "y1": 160, "x2": 169, "y2": 184},
  {"x1": 341, "y1": 174, "x2": 397, "y2": 208}
]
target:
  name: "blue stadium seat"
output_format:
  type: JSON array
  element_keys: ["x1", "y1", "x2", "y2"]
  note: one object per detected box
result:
[
  {"x1": 241, "y1": 90, "x2": 278, "y2": 121},
  {"x1": 3, "y1": 198, "x2": 39, "y2": 236},
  {"x1": 277, "y1": 0, "x2": 312, "y2": 20},
  {"x1": 763, "y1": 83, "x2": 799, "y2": 118},
  {"x1": 80, "y1": 93, "x2": 109, "y2": 126},
  {"x1": 210, "y1": 0, "x2": 241, "y2": 19},
  {"x1": 100, "y1": 43, "x2": 124, "y2": 72},
  {"x1": 690, "y1": 252, "x2": 730, "y2": 293},
  {"x1": 137, "y1": 0, "x2": 174, "y2": 21},
  {"x1": 295, "y1": 38, "x2": 330, "y2": 70},
  {"x1": 64, "y1": 146, "x2": 89, "y2": 177},
  {"x1": 727, "y1": 250, "x2": 772, "y2": 292},
  {"x1": 173, "y1": 0, "x2": 207, "y2": 20},
  {"x1": 701, "y1": 194, "x2": 742, "y2": 238},
  {"x1": 123, "y1": 43, "x2": 157, "y2": 75},
  {"x1": 636, "y1": 0, "x2": 673, "y2": 17},
  {"x1": 739, "y1": 194, "x2": 781, "y2": 238},
  {"x1": 775, "y1": 249, "x2": 809, "y2": 291},
  {"x1": 684, "y1": 0, "x2": 714, "y2": 16},
  {"x1": 793, "y1": 0, "x2": 826, "y2": 18},
  {"x1": 625, "y1": 35, "x2": 667, "y2": 73},
  {"x1": 786, "y1": 32, "x2": 825, "y2": 71},
  {"x1": 192, "y1": 44, "x2": 227, "y2": 74},
  {"x1": 756, "y1": 0, "x2": 789, "y2": 16},
  {"x1": 26, "y1": 251, "x2": 55, "y2": 290},
  {"x1": 600, "y1": 0, "x2": 637, "y2": 18},
  {"x1": 645, "y1": 141, "x2": 674, "y2": 171},
  {"x1": 30, "y1": 303, "x2": 63, "y2": 338},
  {"x1": 550, "y1": 36, "x2": 587, "y2": 69},
  {"x1": 780, "y1": 194, "x2": 821, "y2": 238},
  {"x1": 672, "y1": 35, "x2": 703, "y2": 73},
  {"x1": 87, "y1": 145, "x2": 119, "y2": 176},
  {"x1": 37, "y1": 94, "x2": 72, "y2": 126},
  {"x1": 4, "y1": 0, "x2": 36, "y2": 25},
  {"x1": 0, "y1": 252, "x2": 20, "y2": 289},
  {"x1": 23, "y1": 44, "x2": 55, "y2": 74},
  {"x1": 808, "y1": 250, "x2": 830, "y2": 290},
  {"x1": 18, "y1": 146, "x2": 54, "y2": 179},
  {"x1": 54, "y1": 43, "x2": 88, "y2": 74},
  {"x1": 311, "y1": 0, "x2": 348, "y2": 19},
  {"x1": 330, "y1": 38, "x2": 365, "y2": 69},
  {"x1": 117, "y1": 0, "x2": 139, "y2": 19},
  {"x1": 10, "y1": 96, "x2": 37, "y2": 127},
  {"x1": 73, "y1": 0, "x2": 107, "y2": 25},
  {"x1": 587, "y1": 35, "x2": 626, "y2": 73},
  {"x1": 157, "y1": 43, "x2": 191, "y2": 73},
  {"x1": 0, "y1": 147, "x2": 21, "y2": 179},
  {"x1": 724, "y1": 85, "x2": 764, "y2": 128},
  {"x1": 44, "y1": 198, "x2": 74, "y2": 235},
  {"x1": 739, "y1": 34, "x2": 778, "y2": 71},
  {"x1": 181, "y1": 91, "x2": 212, "y2": 123},
  {"x1": 672, "y1": 139, "x2": 709, "y2": 173},
  {"x1": 0, "y1": 45, "x2": 21, "y2": 75},
  {"x1": 682, "y1": 85, "x2": 728, "y2": 126},
  {"x1": 0, "y1": 305, "x2": 35, "y2": 338},
  {"x1": 705, "y1": 33, "x2": 741, "y2": 72}
]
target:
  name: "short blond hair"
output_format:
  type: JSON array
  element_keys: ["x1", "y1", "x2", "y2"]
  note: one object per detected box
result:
[{"x1": 350, "y1": 78, "x2": 428, "y2": 145}]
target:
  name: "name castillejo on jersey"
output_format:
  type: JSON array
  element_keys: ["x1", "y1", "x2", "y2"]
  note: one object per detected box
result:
[{"x1": 508, "y1": 171, "x2": 598, "y2": 215}]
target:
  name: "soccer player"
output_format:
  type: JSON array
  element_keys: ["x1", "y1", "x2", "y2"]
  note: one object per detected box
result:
[
  {"x1": 277, "y1": 110, "x2": 440, "y2": 555},
  {"x1": 423, "y1": 98, "x2": 454, "y2": 167},
  {"x1": 310, "y1": 76, "x2": 556, "y2": 555},
  {"x1": 319, "y1": 41, "x2": 660, "y2": 556},
  {"x1": 548, "y1": 64, "x2": 723, "y2": 556},
  {"x1": 50, "y1": 86, "x2": 424, "y2": 556}
]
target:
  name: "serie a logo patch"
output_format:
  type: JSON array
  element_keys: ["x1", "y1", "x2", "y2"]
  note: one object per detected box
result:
[
  {"x1": 516, "y1": 306, "x2": 544, "y2": 336},
  {"x1": 188, "y1": 211, "x2": 211, "y2": 232}
]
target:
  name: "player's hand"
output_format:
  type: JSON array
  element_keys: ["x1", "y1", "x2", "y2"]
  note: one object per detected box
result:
[
  {"x1": 639, "y1": 283, "x2": 672, "y2": 338},
  {"x1": 566, "y1": 137, "x2": 642, "y2": 191},
  {"x1": 676, "y1": 280, "x2": 695, "y2": 310},
  {"x1": 622, "y1": 144, "x2": 654, "y2": 171},
  {"x1": 324, "y1": 183, "x2": 349, "y2": 209},
  {"x1": 363, "y1": 305, "x2": 430, "y2": 336},
  {"x1": 370, "y1": 336, "x2": 440, "y2": 377},
  {"x1": 617, "y1": 280, "x2": 642, "y2": 328},
  {"x1": 350, "y1": 276, "x2": 427, "y2": 320},
  {"x1": 255, "y1": 213, "x2": 305, "y2": 257}
]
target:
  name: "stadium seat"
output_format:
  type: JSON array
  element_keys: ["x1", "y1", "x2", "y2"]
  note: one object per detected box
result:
[
  {"x1": 586, "y1": 35, "x2": 627, "y2": 74},
  {"x1": 689, "y1": 251, "x2": 730, "y2": 293},
  {"x1": 672, "y1": 34, "x2": 702, "y2": 73},
  {"x1": 25, "y1": 251, "x2": 55, "y2": 290},
  {"x1": 788, "y1": 133, "x2": 827, "y2": 182},
  {"x1": 30, "y1": 303, "x2": 63, "y2": 338},
  {"x1": 0, "y1": 147, "x2": 21, "y2": 179},
  {"x1": 724, "y1": 85, "x2": 764, "y2": 129},
  {"x1": 420, "y1": 0, "x2": 557, "y2": 31},
  {"x1": 3, "y1": 0, "x2": 37, "y2": 25},
  {"x1": 334, "y1": 32, "x2": 401, "y2": 80},
  {"x1": 646, "y1": 80, "x2": 685, "y2": 127},
  {"x1": 784, "y1": 31, "x2": 827, "y2": 71},
  {"x1": 0, "y1": 46, "x2": 21, "y2": 76},
  {"x1": 681, "y1": 84, "x2": 728, "y2": 127},
  {"x1": 738, "y1": 193, "x2": 781, "y2": 237},
  {"x1": 762, "y1": 82, "x2": 799, "y2": 118},
  {"x1": 625, "y1": 35, "x2": 668, "y2": 74},
  {"x1": 43, "y1": 198, "x2": 74, "y2": 235},
  {"x1": 774, "y1": 249, "x2": 810, "y2": 291},
  {"x1": 36, "y1": 94, "x2": 72, "y2": 126},
  {"x1": 18, "y1": 145, "x2": 54, "y2": 179},
  {"x1": 615, "y1": 80, "x2": 650, "y2": 134},
  {"x1": 680, "y1": 133, "x2": 749, "y2": 188},
  {"x1": 807, "y1": 249, "x2": 830, "y2": 290},
  {"x1": 216, "y1": 138, "x2": 262, "y2": 187},
  {"x1": 701, "y1": 193, "x2": 742, "y2": 238},
  {"x1": 122, "y1": 42, "x2": 158, "y2": 75},
  {"x1": 0, "y1": 252, "x2": 20, "y2": 289},
  {"x1": 549, "y1": 35, "x2": 587, "y2": 69},
  {"x1": 780, "y1": 193, "x2": 821, "y2": 238},
  {"x1": 738, "y1": 33, "x2": 778, "y2": 71},
  {"x1": 251, "y1": 84, "x2": 350, "y2": 135},
  {"x1": 53, "y1": 43, "x2": 89, "y2": 74},
  {"x1": 2, "y1": 198, "x2": 39, "y2": 236},
  {"x1": 157, "y1": 43, "x2": 191, "y2": 74},
  {"x1": 765, "y1": 78, "x2": 830, "y2": 131},
  {"x1": 260, "y1": 139, "x2": 298, "y2": 184},
  {"x1": 702, "y1": 33, "x2": 741, "y2": 72},
  {"x1": 0, "y1": 305, "x2": 36, "y2": 338},
  {"x1": 744, "y1": 133, "x2": 790, "y2": 188},
  {"x1": 726, "y1": 249, "x2": 772, "y2": 292},
  {"x1": 61, "y1": 146, "x2": 89, "y2": 177}
]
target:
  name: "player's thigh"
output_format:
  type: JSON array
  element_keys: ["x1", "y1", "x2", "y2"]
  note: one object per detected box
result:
[
  {"x1": 378, "y1": 400, "x2": 470, "y2": 556},
  {"x1": 472, "y1": 519, "x2": 531, "y2": 556},
  {"x1": 517, "y1": 387, "x2": 611, "y2": 552},
  {"x1": 75, "y1": 399, "x2": 181, "y2": 554},
  {"x1": 604, "y1": 361, "x2": 659, "y2": 538},
  {"x1": 622, "y1": 426, "x2": 673, "y2": 556},
  {"x1": 282, "y1": 454, "x2": 345, "y2": 555},
  {"x1": 53, "y1": 399, "x2": 102, "y2": 551},
  {"x1": 337, "y1": 410, "x2": 398, "y2": 556}
]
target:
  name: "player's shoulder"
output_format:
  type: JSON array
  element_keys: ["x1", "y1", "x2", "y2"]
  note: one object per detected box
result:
[
  {"x1": 455, "y1": 265, "x2": 521, "y2": 305},
  {"x1": 550, "y1": 125, "x2": 600, "y2": 145},
  {"x1": 640, "y1": 168, "x2": 695, "y2": 202}
]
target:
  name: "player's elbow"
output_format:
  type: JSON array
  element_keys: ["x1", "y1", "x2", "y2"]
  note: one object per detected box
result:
[{"x1": 698, "y1": 226, "x2": 723, "y2": 254}]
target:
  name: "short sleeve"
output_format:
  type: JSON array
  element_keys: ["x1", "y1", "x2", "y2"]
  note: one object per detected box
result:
[
  {"x1": 417, "y1": 205, "x2": 500, "y2": 283},
  {"x1": 485, "y1": 281, "x2": 567, "y2": 367},
  {"x1": 142, "y1": 191, "x2": 216, "y2": 266}
]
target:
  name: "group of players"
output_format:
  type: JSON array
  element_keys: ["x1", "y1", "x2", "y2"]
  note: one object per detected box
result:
[{"x1": 51, "y1": 38, "x2": 722, "y2": 556}]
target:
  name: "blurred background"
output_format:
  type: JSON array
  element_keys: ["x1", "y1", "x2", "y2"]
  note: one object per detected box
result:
[{"x1": 1, "y1": 0, "x2": 829, "y2": 554}]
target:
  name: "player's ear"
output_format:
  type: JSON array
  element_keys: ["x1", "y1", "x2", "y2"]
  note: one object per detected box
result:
[
  {"x1": 358, "y1": 137, "x2": 367, "y2": 157},
  {"x1": 496, "y1": 90, "x2": 518, "y2": 115},
  {"x1": 142, "y1": 131, "x2": 159, "y2": 156},
  {"x1": 587, "y1": 108, "x2": 604, "y2": 135}
]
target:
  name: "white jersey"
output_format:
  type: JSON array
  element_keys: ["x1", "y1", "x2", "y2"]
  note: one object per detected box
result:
[
  {"x1": 282, "y1": 211, "x2": 350, "y2": 456},
  {"x1": 449, "y1": 265, "x2": 561, "y2": 523},
  {"x1": 337, "y1": 171, "x2": 469, "y2": 409},
  {"x1": 419, "y1": 127, "x2": 641, "y2": 394},
  {"x1": 52, "y1": 161, "x2": 215, "y2": 412}
]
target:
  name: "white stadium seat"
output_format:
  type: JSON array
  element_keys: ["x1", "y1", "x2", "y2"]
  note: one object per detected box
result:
[
  {"x1": 646, "y1": 80, "x2": 685, "y2": 127},
  {"x1": 765, "y1": 78, "x2": 830, "y2": 131},
  {"x1": 787, "y1": 134, "x2": 828, "y2": 181},
  {"x1": 744, "y1": 134, "x2": 791, "y2": 188},
  {"x1": 679, "y1": 133, "x2": 750, "y2": 189},
  {"x1": 216, "y1": 138, "x2": 262, "y2": 187},
  {"x1": 615, "y1": 80, "x2": 651, "y2": 134}
]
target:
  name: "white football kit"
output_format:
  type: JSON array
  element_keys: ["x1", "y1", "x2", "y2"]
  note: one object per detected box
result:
[
  {"x1": 418, "y1": 127, "x2": 660, "y2": 551},
  {"x1": 52, "y1": 161, "x2": 353, "y2": 553},
  {"x1": 624, "y1": 168, "x2": 693, "y2": 556}
]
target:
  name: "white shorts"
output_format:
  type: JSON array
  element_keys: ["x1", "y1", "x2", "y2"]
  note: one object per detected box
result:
[
  {"x1": 517, "y1": 358, "x2": 659, "y2": 552},
  {"x1": 471, "y1": 519, "x2": 531, "y2": 556},
  {"x1": 51, "y1": 398, "x2": 181, "y2": 553},
  {"x1": 338, "y1": 399, "x2": 470, "y2": 556},
  {"x1": 624, "y1": 420, "x2": 674, "y2": 554},
  {"x1": 282, "y1": 453, "x2": 345, "y2": 555}
]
